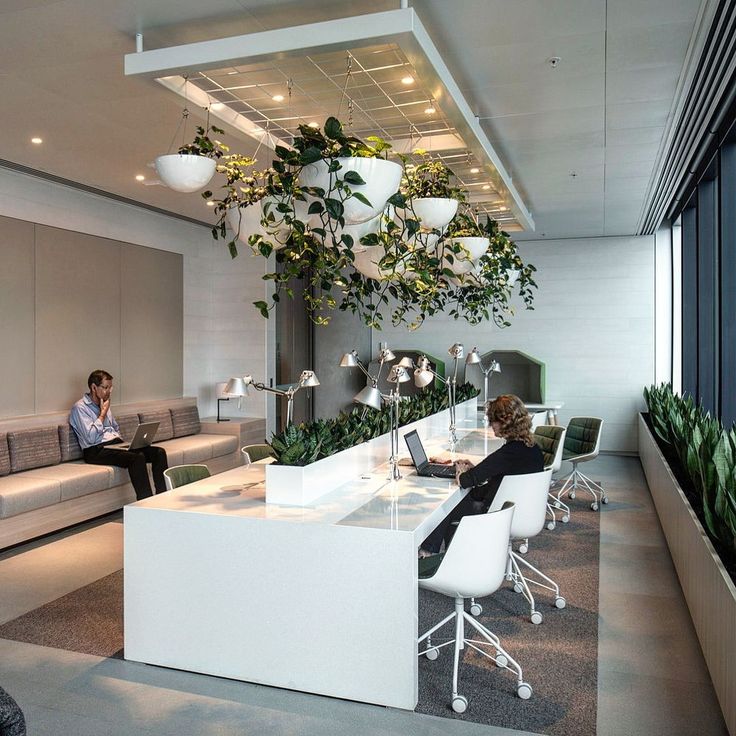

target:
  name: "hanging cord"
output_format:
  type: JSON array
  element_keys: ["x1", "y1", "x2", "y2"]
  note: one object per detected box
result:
[
  {"x1": 287, "y1": 78, "x2": 294, "y2": 143},
  {"x1": 167, "y1": 75, "x2": 191, "y2": 154},
  {"x1": 337, "y1": 53, "x2": 353, "y2": 121}
]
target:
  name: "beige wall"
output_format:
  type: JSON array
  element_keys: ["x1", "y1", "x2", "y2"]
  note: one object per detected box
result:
[{"x1": 0, "y1": 215, "x2": 183, "y2": 417}]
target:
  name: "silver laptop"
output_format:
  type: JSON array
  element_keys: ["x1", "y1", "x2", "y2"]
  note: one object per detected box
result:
[
  {"x1": 404, "y1": 430, "x2": 456, "y2": 478},
  {"x1": 117, "y1": 421, "x2": 159, "y2": 451}
]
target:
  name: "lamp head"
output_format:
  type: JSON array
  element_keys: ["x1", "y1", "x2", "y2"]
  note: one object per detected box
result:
[
  {"x1": 387, "y1": 365, "x2": 411, "y2": 384},
  {"x1": 414, "y1": 367, "x2": 434, "y2": 388},
  {"x1": 397, "y1": 356, "x2": 415, "y2": 369},
  {"x1": 224, "y1": 377, "x2": 249, "y2": 396},
  {"x1": 416, "y1": 355, "x2": 431, "y2": 371},
  {"x1": 465, "y1": 347, "x2": 481, "y2": 365},
  {"x1": 339, "y1": 350, "x2": 359, "y2": 368},
  {"x1": 378, "y1": 347, "x2": 396, "y2": 362},
  {"x1": 448, "y1": 343, "x2": 464, "y2": 359},
  {"x1": 490, "y1": 360, "x2": 502, "y2": 373},
  {"x1": 354, "y1": 385, "x2": 382, "y2": 411},
  {"x1": 299, "y1": 370, "x2": 320, "y2": 387}
]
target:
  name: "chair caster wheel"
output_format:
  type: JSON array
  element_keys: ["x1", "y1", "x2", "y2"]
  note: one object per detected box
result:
[
  {"x1": 495, "y1": 654, "x2": 508, "y2": 668},
  {"x1": 470, "y1": 603, "x2": 483, "y2": 616},
  {"x1": 513, "y1": 583, "x2": 524, "y2": 594},
  {"x1": 569, "y1": 491, "x2": 576, "y2": 499},
  {"x1": 591, "y1": 502, "x2": 599, "y2": 511},
  {"x1": 561, "y1": 514, "x2": 570, "y2": 523},
  {"x1": 452, "y1": 695, "x2": 468, "y2": 713},
  {"x1": 519, "y1": 543, "x2": 528, "y2": 554},
  {"x1": 425, "y1": 647, "x2": 439, "y2": 661},
  {"x1": 530, "y1": 611, "x2": 543, "y2": 625},
  {"x1": 546, "y1": 521, "x2": 556, "y2": 531},
  {"x1": 602, "y1": 496, "x2": 609, "y2": 504},
  {"x1": 555, "y1": 596, "x2": 566, "y2": 609},
  {"x1": 517, "y1": 682, "x2": 533, "y2": 699},
  {"x1": 553, "y1": 501, "x2": 562, "y2": 509}
]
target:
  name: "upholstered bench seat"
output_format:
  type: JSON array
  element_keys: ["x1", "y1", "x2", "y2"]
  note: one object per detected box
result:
[
  {"x1": 161, "y1": 434, "x2": 239, "y2": 466},
  {"x1": 20, "y1": 463, "x2": 116, "y2": 502},
  {"x1": 0, "y1": 475, "x2": 62, "y2": 519}
]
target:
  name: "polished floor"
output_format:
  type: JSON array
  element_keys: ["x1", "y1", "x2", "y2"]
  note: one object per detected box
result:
[{"x1": 0, "y1": 455, "x2": 729, "y2": 736}]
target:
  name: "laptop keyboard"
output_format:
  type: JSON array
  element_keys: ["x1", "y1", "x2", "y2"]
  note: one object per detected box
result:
[{"x1": 425, "y1": 463, "x2": 456, "y2": 478}]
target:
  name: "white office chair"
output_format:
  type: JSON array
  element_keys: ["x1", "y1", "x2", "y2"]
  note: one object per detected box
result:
[
  {"x1": 533, "y1": 425, "x2": 570, "y2": 531},
  {"x1": 418, "y1": 503, "x2": 532, "y2": 713},
  {"x1": 529, "y1": 410, "x2": 548, "y2": 431},
  {"x1": 470, "y1": 469, "x2": 565, "y2": 624},
  {"x1": 555, "y1": 417, "x2": 608, "y2": 510}
]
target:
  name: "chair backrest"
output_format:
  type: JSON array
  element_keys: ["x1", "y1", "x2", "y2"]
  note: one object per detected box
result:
[
  {"x1": 163, "y1": 464, "x2": 211, "y2": 490},
  {"x1": 529, "y1": 410, "x2": 548, "y2": 431},
  {"x1": 242, "y1": 443, "x2": 274, "y2": 465},
  {"x1": 421, "y1": 503, "x2": 515, "y2": 599},
  {"x1": 488, "y1": 469, "x2": 553, "y2": 540},
  {"x1": 534, "y1": 425, "x2": 567, "y2": 472},
  {"x1": 563, "y1": 417, "x2": 603, "y2": 460}
]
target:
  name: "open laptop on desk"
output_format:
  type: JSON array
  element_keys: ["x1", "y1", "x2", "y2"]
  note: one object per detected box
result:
[
  {"x1": 404, "y1": 430, "x2": 457, "y2": 479},
  {"x1": 116, "y1": 421, "x2": 159, "y2": 451}
]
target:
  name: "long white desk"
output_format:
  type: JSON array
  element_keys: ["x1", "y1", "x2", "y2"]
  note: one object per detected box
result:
[{"x1": 124, "y1": 423, "x2": 502, "y2": 710}]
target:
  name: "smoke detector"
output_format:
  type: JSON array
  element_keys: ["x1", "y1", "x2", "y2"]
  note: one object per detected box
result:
[{"x1": 547, "y1": 56, "x2": 561, "y2": 68}]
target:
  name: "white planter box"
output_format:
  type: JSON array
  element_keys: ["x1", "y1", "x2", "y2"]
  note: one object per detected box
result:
[
  {"x1": 266, "y1": 398, "x2": 477, "y2": 506},
  {"x1": 638, "y1": 414, "x2": 736, "y2": 736}
]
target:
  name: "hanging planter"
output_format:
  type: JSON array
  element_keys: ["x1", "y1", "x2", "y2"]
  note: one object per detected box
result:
[
  {"x1": 409, "y1": 197, "x2": 459, "y2": 230},
  {"x1": 353, "y1": 244, "x2": 407, "y2": 281},
  {"x1": 155, "y1": 154, "x2": 216, "y2": 193},
  {"x1": 299, "y1": 157, "x2": 402, "y2": 224},
  {"x1": 443, "y1": 236, "x2": 489, "y2": 274}
]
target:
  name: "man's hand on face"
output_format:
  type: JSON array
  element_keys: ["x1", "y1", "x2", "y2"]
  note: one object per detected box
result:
[{"x1": 100, "y1": 397, "x2": 110, "y2": 416}]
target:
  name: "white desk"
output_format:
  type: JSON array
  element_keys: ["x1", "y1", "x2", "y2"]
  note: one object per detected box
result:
[{"x1": 124, "y1": 426, "x2": 501, "y2": 710}]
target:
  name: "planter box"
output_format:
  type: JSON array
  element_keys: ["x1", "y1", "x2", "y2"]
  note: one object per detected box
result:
[
  {"x1": 266, "y1": 397, "x2": 477, "y2": 505},
  {"x1": 638, "y1": 414, "x2": 736, "y2": 736}
]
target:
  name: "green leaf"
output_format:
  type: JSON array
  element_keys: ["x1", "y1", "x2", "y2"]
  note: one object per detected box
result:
[
  {"x1": 324, "y1": 117, "x2": 343, "y2": 139},
  {"x1": 300, "y1": 147, "x2": 323, "y2": 165},
  {"x1": 351, "y1": 192, "x2": 372, "y2": 207},
  {"x1": 343, "y1": 170, "x2": 366, "y2": 185},
  {"x1": 324, "y1": 198, "x2": 344, "y2": 219}
]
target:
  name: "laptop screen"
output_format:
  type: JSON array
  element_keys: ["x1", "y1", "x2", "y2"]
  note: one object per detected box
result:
[{"x1": 404, "y1": 430, "x2": 429, "y2": 468}]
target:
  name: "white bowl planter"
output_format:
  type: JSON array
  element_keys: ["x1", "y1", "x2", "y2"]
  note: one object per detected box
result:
[
  {"x1": 226, "y1": 205, "x2": 267, "y2": 247},
  {"x1": 353, "y1": 244, "x2": 406, "y2": 281},
  {"x1": 506, "y1": 268, "x2": 520, "y2": 286},
  {"x1": 260, "y1": 195, "x2": 309, "y2": 247},
  {"x1": 314, "y1": 212, "x2": 382, "y2": 252},
  {"x1": 443, "y1": 236, "x2": 489, "y2": 274},
  {"x1": 409, "y1": 197, "x2": 459, "y2": 230},
  {"x1": 299, "y1": 157, "x2": 402, "y2": 225},
  {"x1": 154, "y1": 154, "x2": 216, "y2": 193},
  {"x1": 639, "y1": 415, "x2": 736, "y2": 736}
]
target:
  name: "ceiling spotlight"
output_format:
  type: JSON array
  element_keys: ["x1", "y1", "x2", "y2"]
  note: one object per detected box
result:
[
  {"x1": 206, "y1": 200, "x2": 215, "y2": 207},
  {"x1": 272, "y1": 94, "x2": 285, "y2": 102},
  {"x1": 424, "y1": 105, "x2": 436, "y2": 115},
  {"x1": 499, "y1": 206, "x2": 507, "y2": 211},
  {"x1": 470, "y1": 167, "x2": 480, "y2": 174},
  {"x1": 307, "y1": 121, "x2": 320, "y2": 128},
  {"x1": 31, "y1": 137, "x2": 43, "y2": 144},
  {"x1": 401, "y1": 75, "x2": 414, "y2": 85},
  {"x1": 482, "y1": 184, "x2": 491, "y2": 190},
  {"x1": 135, "y1": 174, "x2": 145, "y2": 182},
  {"x1": 210, "y1": 102, "x2": 225, "y2": 111}
]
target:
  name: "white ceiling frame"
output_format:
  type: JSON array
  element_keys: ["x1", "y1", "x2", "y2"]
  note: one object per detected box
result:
[{"x1": 125, "y1": 8, "x2": 534, "y2": 231}]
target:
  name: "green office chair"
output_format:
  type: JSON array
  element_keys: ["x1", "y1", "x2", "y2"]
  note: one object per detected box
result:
[
  {"x1": 534, "y1": 425, "x2": 569, "y2": 530},
  {"x1": 554, "y1": 417, "x2": 607, "y2": 510},
  {"x1": 242, "y1": 444, "x2": 274, "y2": 465},
  {"x1": 163, "y1": 464, "x2": 211, "y2": 490}
]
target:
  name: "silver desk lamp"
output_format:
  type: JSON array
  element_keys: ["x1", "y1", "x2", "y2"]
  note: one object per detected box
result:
[{"x1": 243, "y1": 370, "x2": 320, "y2": 428}]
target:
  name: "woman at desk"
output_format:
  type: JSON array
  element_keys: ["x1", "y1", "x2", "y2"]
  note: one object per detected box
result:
[{"x1": 419, "y1": 394, "x2": 544, "y2": 557}]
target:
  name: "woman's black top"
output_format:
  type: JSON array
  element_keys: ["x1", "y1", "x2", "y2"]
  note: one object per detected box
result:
[{"x1": 459, "y1": 440, "x2": 544, "y2": 503}]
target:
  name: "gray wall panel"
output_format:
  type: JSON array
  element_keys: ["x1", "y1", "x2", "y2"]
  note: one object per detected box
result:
[
  {"x1": 35, "y1": 226, "x2": 122, "y2": 413},
  {"x1": 121, "y1": 244, "x2": 183, "y2": 402},
  {"x1": 0, "y1": 216, "x2": 35, "y2": 417}
]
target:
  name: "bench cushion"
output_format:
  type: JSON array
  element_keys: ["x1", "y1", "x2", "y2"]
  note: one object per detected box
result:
[
  {"x1": 8, "y1": 427, "x2": 61, "y2": 473},
  {"x1": 23, "y1": 463, "x2": 115, "y2": 502},
  {"x1": 0, "y1": 434, "x2": 9, "y2": 477},
  {"x1": 139, "y1": 409, "x2": 174, "y2": 442},
  {"x1": 116, "y1": 414, "x2": 139, "y2": 442},
  {"x1": 0, "y1": 476, "x2": 61, "y2": 519},
  {"x1": 171, "y1": 406, "x2": 201, "y2": 438},
  {"x1": 159, "y1": 434, "x2": 238, "y2": 466},
  {"x1": 58, "y1": 424, "x2": 83, "y2": 462}
]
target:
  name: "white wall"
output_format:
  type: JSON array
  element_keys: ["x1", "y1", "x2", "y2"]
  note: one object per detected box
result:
[
  {"x1": 372, "y1": 235, "x2": 656, "y2": 453},
  {"x1": 0, "y1": 168, "x2": 268, "y2": 420}
]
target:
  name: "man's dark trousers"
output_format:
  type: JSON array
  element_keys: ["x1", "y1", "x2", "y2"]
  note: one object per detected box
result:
[{"x1": 83, "y1": 441, "x2": 168, "y2": 499}]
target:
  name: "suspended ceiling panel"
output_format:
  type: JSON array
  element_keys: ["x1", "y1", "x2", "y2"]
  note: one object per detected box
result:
[{"x1": 125, "y1": 8, "x2": 533, "y2": 231}]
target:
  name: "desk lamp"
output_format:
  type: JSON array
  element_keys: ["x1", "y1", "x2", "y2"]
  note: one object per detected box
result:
[
  {"x1": 465, "y1": 347, "x2": 501, "y2": 404},
  {"x1": 243, "y1": 370, "x2": 320, "y2": 428},
  {"x1": 222, "y1": 377, "x2": 249, "y2": 420},
  {"x1": 339, "y1": 347, "x2": 396, "y2": 410},
  {"x1": 386, "y1": 364, "x2": 411, "y2": 481}
]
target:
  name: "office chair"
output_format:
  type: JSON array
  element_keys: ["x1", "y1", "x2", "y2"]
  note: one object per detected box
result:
[
  {"x1": 163, "y1": 464, "x2": 211, "y2": 490},
  {"x1": 554, "y1": 417, "x2": 607, "y2": 510},
  {"x1": 418, "y1": 503, "x2": 532, "y2": 713},
  {"x1": 241, "y1": 443, "x2": 274, "y2": 465},
  {"x1": 470, "y1": 469, "x2": 565, "y2": 624},
  {"x1": 533, "y1": 425, "x2": 569, "y2": 531}
]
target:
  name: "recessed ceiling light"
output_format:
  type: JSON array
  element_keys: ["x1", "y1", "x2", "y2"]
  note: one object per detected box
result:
[
  {"x1": 272, "y1": 94, "x2": 285, "y2": 102},
  {"x1": 307, "y1": 121, "x2": 320, "y2": 128},
  {"x1": 401, "y1": 75, "x2": 414, "y2": 85},
  {"x1": 206, "y1": 200, "x2": 215, "y2": 207},
  {"x1": 470, "y1": 167, "x2": 480, "y2": 174},
  {"x1": 424, "y1": 106, "x2": 435, "y2": 115},
  {"x1": 499, "y1": 206, "x2": 507, "y2": 211},
  {"x1": 210, "y1": 102, "x2": 225, "y2": 111},
  {"x1": 31, "y1": 137, "x2": 43, "y2": 144},
  {"x1": 482, "y1": 184, "x2": 491, "y2": 190},
  {"x1": 135, "y1": 174, "x2": 145, "y2": 182}
]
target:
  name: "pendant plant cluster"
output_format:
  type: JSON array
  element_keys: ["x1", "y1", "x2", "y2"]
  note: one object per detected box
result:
[
  {"x1": 644, "y1": 383, "x2": 736, "y2": 574},
  {"x1": 269, "y1": 382, "x2": 480, "y2": 466},
  {"x1": 202, "y1": 116, "x2": 537, "y2": 329}
]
